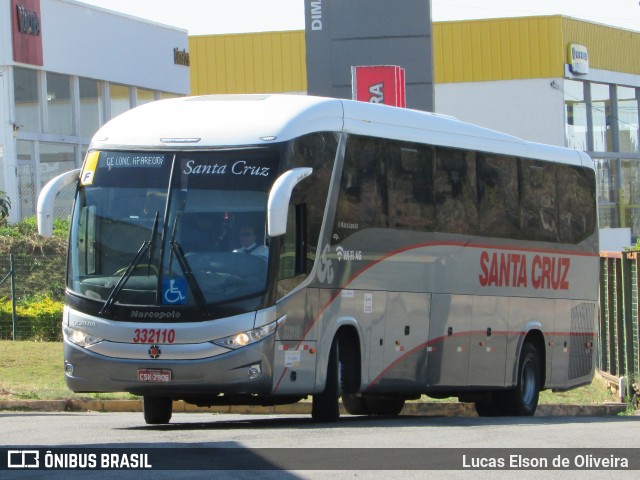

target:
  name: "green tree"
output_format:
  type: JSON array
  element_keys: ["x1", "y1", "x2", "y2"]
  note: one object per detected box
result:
[{"x1": 0, "y1": 191, "x2": 10, "y2": 226}]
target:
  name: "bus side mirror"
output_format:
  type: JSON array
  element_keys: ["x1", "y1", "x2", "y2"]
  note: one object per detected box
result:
[
  {"x1": 37, "y1": 169, "x2": 80, "y2": 237},
  {"x1": 267, "y1": 167, "x2": 313, "y2": 237}
]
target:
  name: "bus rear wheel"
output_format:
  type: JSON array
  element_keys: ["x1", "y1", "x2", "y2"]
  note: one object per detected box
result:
[
  {"x1": 143, "y1": 396, "x2": 173, "y2": 424},
  {"x1": 342, "y1": 394, "x2": 370, "y2": 415},
  {"x1": 506, "y1": 342, "x2": 541, "y2": 416}
]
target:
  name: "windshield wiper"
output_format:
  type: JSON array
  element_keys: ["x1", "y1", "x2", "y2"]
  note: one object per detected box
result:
[
  {"x1": 147, "y1": 211, "x2": 160, "y2": 276},
  {"x1": 168, "y1": 215, "x2": 208, "y2": 314},
  {"x1": 99, "y1": 212, "x2": 159, "y2": 315}
]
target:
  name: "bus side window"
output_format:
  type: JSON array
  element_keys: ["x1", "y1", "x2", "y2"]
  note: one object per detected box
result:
[
  {"x1": 387, "y1": 144, "x2": 435, "y2": 231},
  {"x1": 434, "y1": 147, "x2": 478, "y2": 234},
  {"x1": 476, "y1": 153, "x2": 519, "y2": 238},
  {"x1": 557, "y1": 165, "x2": 597, "y2": 243},
  {"x1": 519, "y1": 160, "x2": 558, "y2": 242},
  {"x1": 333, "y1": 135, "x2": 389, "y2": 243}
]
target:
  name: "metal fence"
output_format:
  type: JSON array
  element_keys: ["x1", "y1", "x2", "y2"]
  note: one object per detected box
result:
[
  {"x1": 0, "y1": 253, "x2": 66, "y2": 341},
  {"x1": 599, "y1": 252, "x2": 640, "y2": 396}
]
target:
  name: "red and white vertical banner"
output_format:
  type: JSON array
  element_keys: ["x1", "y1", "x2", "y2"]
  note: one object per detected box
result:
[{"x1": 351, "y1": 65, "x2": 406, "y2": 107}]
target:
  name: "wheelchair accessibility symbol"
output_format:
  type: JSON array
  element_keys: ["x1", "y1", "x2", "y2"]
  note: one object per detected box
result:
[{"x1": 162, "y1": 277, "x2": 188, "y2": 305}]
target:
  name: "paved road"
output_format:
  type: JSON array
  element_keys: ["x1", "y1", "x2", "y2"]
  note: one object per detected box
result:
[{"x1": 2, "y1": 412, "x2": 639, "y2": 479}]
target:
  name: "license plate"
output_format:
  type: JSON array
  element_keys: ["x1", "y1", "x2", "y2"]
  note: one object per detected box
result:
[{"x1": 137, "y1": 369, "x2": 172, "y2": 383}]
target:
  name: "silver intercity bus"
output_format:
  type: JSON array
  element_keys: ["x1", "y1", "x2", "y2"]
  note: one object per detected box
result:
[{"x1": 38, "y1": 95, "x2": 599, "y2": 424}]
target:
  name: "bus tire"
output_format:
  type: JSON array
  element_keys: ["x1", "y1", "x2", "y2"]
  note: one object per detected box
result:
[
  {"x1": 312, "y1": 339, "x2": 340, "y2": 422},
  {"x1": 143, "y1": 396, "x2": 173, "y2": 424},
  {"x1": 474, "y1": 395, "x2": 502, "y2": 417},
  {"x1": 338, "y1": 332, "x2": 366, "y2": 415},
  {"x1": 365, "y1": 396, "x2": 405, "y2": 416},
  {"x1": 342, "y1": 394, "x2": 370, "y2": 415},
  {"x1": 507, "y1": 341, "x2": 541, "y2": 416}
]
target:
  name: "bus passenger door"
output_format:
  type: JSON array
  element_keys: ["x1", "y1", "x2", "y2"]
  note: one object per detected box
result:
[
  {"x1": 468, "y1": 296, "x2": 508, "y2": 386},
  {"x1": 426, "y1": 294, "x2": 472, "y2": 386},
  {"x1": 273, "y1": 287, "x2": 319, "y2": 395}
]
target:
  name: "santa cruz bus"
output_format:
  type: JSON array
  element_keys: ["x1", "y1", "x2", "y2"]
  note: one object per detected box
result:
[{"x1": 38, "y1": 95, "x2": 598, "y2": 424}]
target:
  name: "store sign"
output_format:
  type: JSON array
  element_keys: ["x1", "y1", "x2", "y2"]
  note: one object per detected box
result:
[
  {"x1": 568, "y1": 44, "x2": 589, "y2": 75},
  {"x1": 11, "y1": 0, "x2": 43, "y2": 66},
  {"x1": 352, "y1": 65, "x2": 406, "y2": 108}
]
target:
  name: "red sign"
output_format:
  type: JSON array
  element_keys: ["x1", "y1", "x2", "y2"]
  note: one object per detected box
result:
[
  {"x1": 352, "y1": 65, "x2": 406, "y2": 107},
  {"x1": 12, "y1": 0, "x2": 43, "y2": 66}
]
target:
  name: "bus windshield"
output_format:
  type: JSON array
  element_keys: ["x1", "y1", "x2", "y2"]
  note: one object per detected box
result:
[{"x1": 68, "y1": 148, "x2": 280, "y2": 310}]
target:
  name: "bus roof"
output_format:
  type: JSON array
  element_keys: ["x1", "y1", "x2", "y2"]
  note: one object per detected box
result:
[{"x1": 91, "y1": 94, "x2": 591, "y2": 168}]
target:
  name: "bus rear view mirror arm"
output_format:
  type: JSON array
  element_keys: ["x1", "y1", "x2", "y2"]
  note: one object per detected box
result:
[
  {"x1": 37, "y1": 169, "x2": 80, "y2": 237},
  {"x1": 267, "y1": 167, "x2": 313, "y2": 237}
]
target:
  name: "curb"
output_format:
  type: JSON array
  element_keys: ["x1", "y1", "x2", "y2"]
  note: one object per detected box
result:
[{"x1": 0, "y1": 399, "x2": 629, "y2": 417}]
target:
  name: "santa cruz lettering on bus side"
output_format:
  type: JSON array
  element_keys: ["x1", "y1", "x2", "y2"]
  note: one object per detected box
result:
[{"x1": 478, "y1": 251, "x2": 570, "y2": 290}]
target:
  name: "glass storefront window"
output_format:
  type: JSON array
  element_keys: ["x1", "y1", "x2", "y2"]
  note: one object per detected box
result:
[
  {"x1": 8, "y1": 67, "x2": 182, "y2": 221},
  {"x1": 110, "y1": 84, "x2": 130, "y2": 119},
  {"x1": 594, "y1": 158, "x2": 618, "y2": 229},
  {"x1": 16, "y1": 141, "x2": 36, "y2": 218},
  {"x1": 137, "y1": 88, "x2": 156, "y2": 105},
  {"x1": 40, "y1": 143, "x2": 77, "y2": 220},
  {"x1": 617, "y1": 86, "x2": 639, "y2": 153},
  {"x1": 591, "y1": 83, "x2": 613, "y2": 152},
  {"x1": 564, "y1": 80, "x2": 588, "y2": 150},
  {"x1": 47, "y1": 72, "x2": 73, "y2": 135},
  {"x1": 620, "y1": 159, "x2": 640, "y2": 236},
  {"x1": 39, "y1": 143, "x2": 76, "y2": 186},
  {"x1": 14, "y1": 68, "x2": 41, "y2": 133},
  {"x1": 79, "y1": 78, "x2": 103, "y2": 139}
]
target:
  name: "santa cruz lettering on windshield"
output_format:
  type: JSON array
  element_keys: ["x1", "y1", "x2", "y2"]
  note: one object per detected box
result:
[
  {"x1": 183, "y1": 160, "x2": 271, "y2": 177},
  {"x1": 478, "y1": 251, "x2": 570, "y2": 290}
]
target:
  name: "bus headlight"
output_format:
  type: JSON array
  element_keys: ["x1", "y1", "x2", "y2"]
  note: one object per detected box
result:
[
  {"x1": 63, "y1": 325, "x2": 103, "y2": 347},
  {"x1": 213, "y1": 321, "x2": 277, "y2": 349}
]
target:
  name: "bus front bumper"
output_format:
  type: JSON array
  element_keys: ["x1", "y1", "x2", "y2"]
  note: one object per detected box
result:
[{"x1": 63, "y1": 336, "x2": 275, "y2": 397}]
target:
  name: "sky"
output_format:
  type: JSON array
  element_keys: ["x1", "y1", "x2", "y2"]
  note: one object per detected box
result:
[{"x1": 78, "y1": 0, "x2": 640, "y2": 35}]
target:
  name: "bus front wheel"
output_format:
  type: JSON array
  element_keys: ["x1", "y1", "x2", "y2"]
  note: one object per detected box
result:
[
  {"x1": 311, "y1": 339, "x2": 340, "y2": 422},
  {"x1": 365, "y1": 396, "x2": 405, "y2": 416},
  {"x1": 143, "y1": 396, "x2": 173, "y2": 424}
]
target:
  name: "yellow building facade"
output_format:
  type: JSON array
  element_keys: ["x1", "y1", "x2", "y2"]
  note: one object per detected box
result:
[
  {"x1": 189, "y1": 16, "x2": 640, "y2": 93},
  {"x1": 189, "y1": 31, "x2": 306, "y2": 95},
  {"x1": 189, "y1": 17, "x2": 640, "y2": 245},
  {"x1": 433, "y1": 16, "x2": 640, "y2": 83}
]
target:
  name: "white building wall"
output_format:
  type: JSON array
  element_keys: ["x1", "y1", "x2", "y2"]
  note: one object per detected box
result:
[
  {"x1": 41, "y1": 0, "x2": 189, "y2": 93},
  {"x1": 435, "y1": 78, "x2": 566, "y2": 148},
  {"x1": 1, "y1": 0, "x2": 190, "y2": 222}
]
